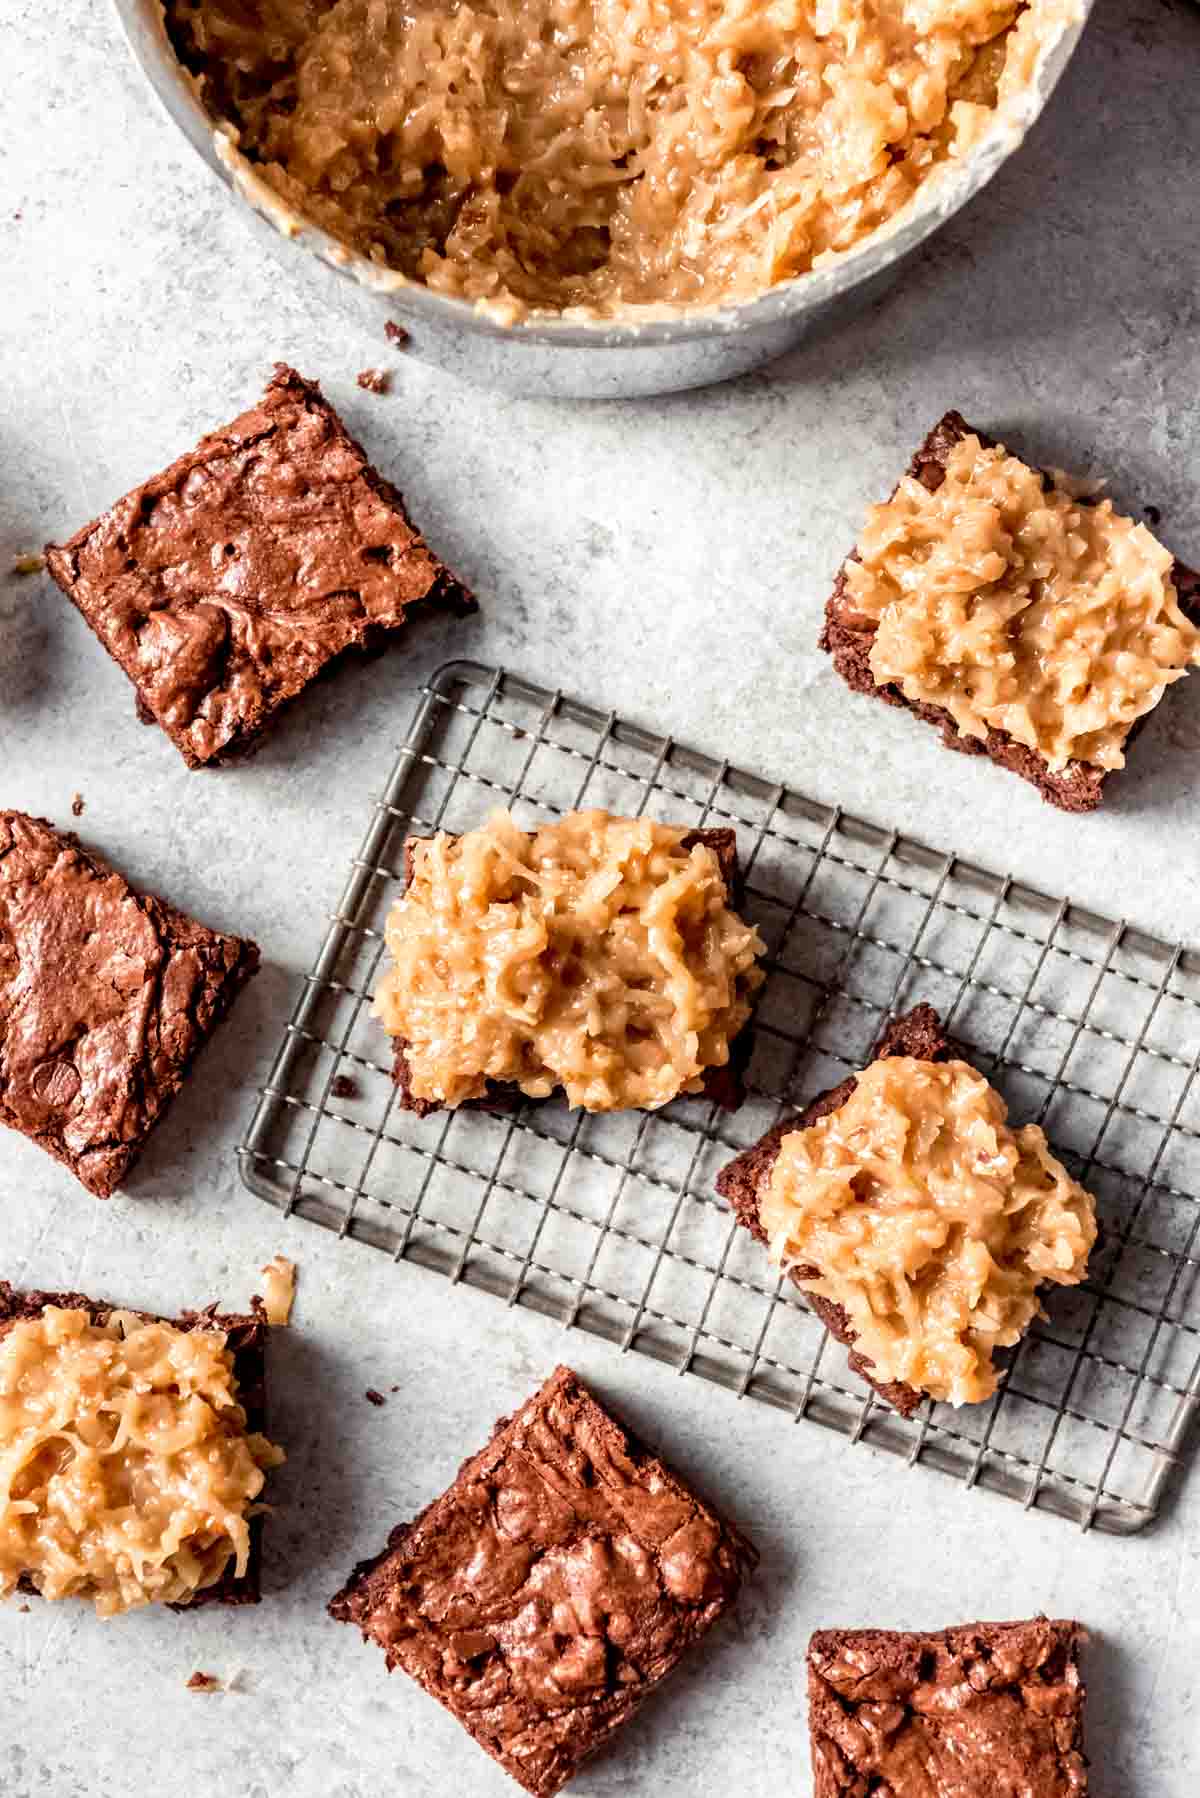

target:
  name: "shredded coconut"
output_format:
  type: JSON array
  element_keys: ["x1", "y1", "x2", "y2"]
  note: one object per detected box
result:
[
  {"x1": 845, "y1": 434, "x2": 1200, "y2": 770},
  {"x1": 0, "y1": 1308, "x2": 284, "y2": 1616},
  {"x1": 374, "y1": 809, "x2": 763, "y2": 1111},
  {"x1": 762, "y1": 1058, "x2": 1096, "y2": 1404},
  {"x1": 165, "y1": 0, "x2": 1066, "y2": 317}
]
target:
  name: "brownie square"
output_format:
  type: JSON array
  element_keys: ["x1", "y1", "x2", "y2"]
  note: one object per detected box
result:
[
  {"x1": 0, "y1": 1279, "x2": 272, "y2": 1608},
  {"x1": 821, "y1": 410, "x2": 1200, "y2": 812},
  {"x1": 45, "y1": 364, "x2": 473, "y2": 768},
  {"x1": 328, "y1": 1365, "x2": 757, "y2": 1797},
  {"x1": 390, "y1": 825, "x2": 751, "y2": 1117},
  {"x1": 715, "y1": 1002, "x2": 952, "y2": 1416},
  {"x1": 0, "y1": 810, "x2": 259, "y2": 1197},
  {"x1": 807, "y1": 1619, "x2": 1088, "y2": 1796}
]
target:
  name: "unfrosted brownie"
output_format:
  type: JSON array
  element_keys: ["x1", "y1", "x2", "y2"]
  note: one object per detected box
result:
[
  {"x1": 45, "y1": 365, "x2": 473, "y2": 768},
  {"x1": 807, "y1": 1619, "x2": 1088, "y2": 1796},
  {"x1": 385, "y1": 820, "x2": 759, "y2": 1116},
  {"x1": 821, "y1": 411, "x2": 1200, "y2": 812},
  {"x1": 328, "y1": 1365, "x2": 756, "y2": 1797},
  {"x1": 715, "y1": 1003, "x2": 1096, "y2": 1413},
  {"x1": 0, "y1": 811, "x2": 259, "y2": 1197},
  {"x1": 0, "y1": 1280, "x2": 275, "y2": 1610}
]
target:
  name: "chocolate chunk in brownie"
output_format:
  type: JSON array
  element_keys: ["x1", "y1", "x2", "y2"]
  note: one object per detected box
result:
[
  {"x1": 328, "y1": 1365, "x2": 756, "y2": 1798},
  {"x1": 716, "y1": 1002, "x2": 952, "y2": 1416},
  {"x1": 820, "y1": 411, "x2": 1200, "y2": 813},
  {"x1": 0, "y1": 811, "x2": 259, "y2": 1197},
  {"x1": 807, "y1": 1618, "x2": 1088, "y2": 1796},
  {"x1": 388, "y1": 824, "x2": 751, "y2": 1116},
  {"x1": 0, "y1": 1280, "x2": 271, "y2": 1608},
  {"x1": 45, "y1": 365, "x2": 473, "y2": 768}
]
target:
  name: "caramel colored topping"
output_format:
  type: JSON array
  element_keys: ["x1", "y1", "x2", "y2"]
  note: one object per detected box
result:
[
  {"x1": 374, "y1": 809, "x2": 763, "y2": 1111},
  {"x1": 165, "y1": 0, "x2": 1070, "y2": 319},
  {"x1": 761, "y1": 1058, "x2": 1096, "y2": 1404},
  {"x1": 260, "y1": 1256, "x2": 296, "y2": 1326},
  {"x1": 0, "y1": 1309, "x2": 284, "y2": 1616},
  {"x1": 844, "y1": 433, "x2": 1200, "y2": 771}
]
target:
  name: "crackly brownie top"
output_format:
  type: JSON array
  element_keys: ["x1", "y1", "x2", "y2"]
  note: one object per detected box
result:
[
  {"x1": 329, "y1": 1365, "x2": 756, "y2": 1798},
  {"x1": 808, "y1": 1620, "x2": 1088, "y2": 1797},
  {"x1": 837, "y1": 428, "x2": 1199, "y2": 773},
  {"x1": 45, "y1": 365, "x2": 463, "y2": 766},
  {"x1": 0, "y1": 811, "x2": 257, "y2": 1197}
]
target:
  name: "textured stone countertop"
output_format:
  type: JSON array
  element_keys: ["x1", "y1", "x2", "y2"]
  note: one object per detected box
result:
[{"x1": 2, "y1": 1, "x2": 1198, "y2": 1794}]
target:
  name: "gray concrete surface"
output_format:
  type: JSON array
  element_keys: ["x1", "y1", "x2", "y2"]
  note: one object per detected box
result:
[{"x1": 2, "y1": 0, "x2": 1198, "y2": 1792}]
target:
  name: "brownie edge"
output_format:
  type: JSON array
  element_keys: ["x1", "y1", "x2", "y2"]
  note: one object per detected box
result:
[
  {"x1": 328, "y1": 1365, "x2": 756, "y2": 1798},
  {"x1": 715, "y1": 1001, "x2": 952, "y2": 1417},
  {"x1": 821, "y1": 410, "x2": 1200, "y2": 813},
  {"x1": 0, "y1": 1280, "x2": 270, "y2": 1609},
  {"x1": 807, "y1": 1619, "x2": 1088, "y2": 1797}
]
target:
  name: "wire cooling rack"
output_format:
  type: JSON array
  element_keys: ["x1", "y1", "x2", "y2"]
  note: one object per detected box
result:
[{"x1": 240, "y1": 660, "x2": 1200, "y2": 1533}]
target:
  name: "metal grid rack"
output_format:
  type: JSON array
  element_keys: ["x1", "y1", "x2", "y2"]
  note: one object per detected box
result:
[{"x1": 240, "y1": 659, "x2": 1200, "y2": 1533}]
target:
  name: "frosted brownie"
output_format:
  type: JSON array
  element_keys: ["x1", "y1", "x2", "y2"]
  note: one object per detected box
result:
[
  {"x1": 716, "y1": 1004, "x2": 1096, "y2": 1413},
  {"x1": 329, "y1": 1365, "x2": 756, "y2": 1797},
  {"x1": 821, "y1": 411, "x2": 1200, "y2": 811},
  {"x1": 807, "y1": 1619, "x2": 1088, "y2": 1796},
  {"x1": 376, "y1": 810, "x2": 764, "y2": 1116},
  {"x1": 0, "y1": 1280, "x2": 283, "y2": 1613},
  {"x1": 0, "y1": 811, "x2": 259, "y2": 1197},
  {"x1": 45, "y1": 365, "x2": 472, "y2": 767}
]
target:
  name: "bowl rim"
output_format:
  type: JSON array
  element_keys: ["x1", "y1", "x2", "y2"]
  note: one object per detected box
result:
[{"x1": 112, "y1": 0, "x2": 1093, "y2": 351}]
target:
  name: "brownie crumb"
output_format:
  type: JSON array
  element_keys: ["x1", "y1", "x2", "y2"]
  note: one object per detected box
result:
[
  {"x1": 384, "y1": 321, "x2": 410, "y2": 348},
  {"x1": 187, "y1": 1671, "x2": 223, "y2": 1693},
  {"x1": 331, "y1": 1073, "x2": 360, "y2": 1100},
  {"x1": 357, "y1": 368, "x2": 391, "y2": 395},
  {"x1": 1145, "y1": 504, "x2": 1163, "y2": 525},
  {"x1": 17, "y1": 1603, "x2": 30, "y2": 1614},
  {"x1": 70, "y1": 793, "x2": 85, "y2": 817},
  {"x1": 365, "y1": 1388, "x2": 387, "y2": 1407}
]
